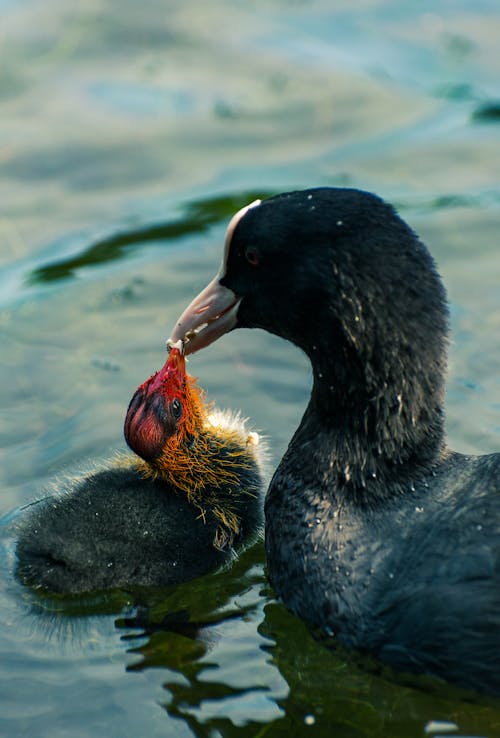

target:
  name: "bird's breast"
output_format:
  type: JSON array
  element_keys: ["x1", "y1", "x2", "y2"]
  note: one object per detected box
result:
[{"x1": 264, "y1": 472, "x2": 387, "y2": 641}]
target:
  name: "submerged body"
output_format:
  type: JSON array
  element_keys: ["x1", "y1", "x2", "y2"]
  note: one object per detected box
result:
[
  {"x1": 269, "y1": 445, "x2": 500, "y2": 693},
  {"x1": 168, "y1": 187, "x2": 500, "y2": 695},
  {"x1": 16, "y1": 347, "x2": 265, "y2": 594}
]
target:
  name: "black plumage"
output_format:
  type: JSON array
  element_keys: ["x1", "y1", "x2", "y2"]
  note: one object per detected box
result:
[
  {"x1": 16, "y1": 460, "x2": 263, "y2": 594},
  {"x1": 168, "y1": 187, "x2": 500, "y2": 695}
]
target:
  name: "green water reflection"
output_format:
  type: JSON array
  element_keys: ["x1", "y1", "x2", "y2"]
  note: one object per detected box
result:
[
  {"x1": 1, "y1": 0, "x2": 500, "y2": 736},
  {"x1": 27, "y1": 192, "x2": 271, "y2": 284}
]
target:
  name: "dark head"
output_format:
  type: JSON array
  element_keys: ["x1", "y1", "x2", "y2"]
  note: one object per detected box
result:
[{"x1": 168, "y1": 188, "x2": 449, "y2": 480}]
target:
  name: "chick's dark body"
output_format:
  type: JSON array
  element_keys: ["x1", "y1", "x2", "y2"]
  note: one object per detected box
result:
[
  {"x1": 16, "y1": 347, "x2": 266, "y2": 595},
  {"x1": 16, "y1": 456, "x2": 263, "y2": 594}
]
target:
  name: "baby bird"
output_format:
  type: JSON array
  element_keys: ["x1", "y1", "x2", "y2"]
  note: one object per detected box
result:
[{"x1": 15, "y1": 343, "x2": 266, "y2": 594}]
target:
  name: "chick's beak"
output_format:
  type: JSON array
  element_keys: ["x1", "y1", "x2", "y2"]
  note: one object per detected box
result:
[{"x1": 168, "y1": 276, "x2": 240, "y2": 355}]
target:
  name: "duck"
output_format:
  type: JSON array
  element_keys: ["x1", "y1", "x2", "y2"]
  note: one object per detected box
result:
[
  {"x1": 167, "y1": 187, "x2": 500, "y2": 696},
  {"x1": 15, "y1": 343, "x2": 266, "y2": 594}
]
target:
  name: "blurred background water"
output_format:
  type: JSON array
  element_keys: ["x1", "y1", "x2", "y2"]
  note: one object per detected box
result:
[{"x1": 1, "y1": 1, "x2": 500, "y2": 736}]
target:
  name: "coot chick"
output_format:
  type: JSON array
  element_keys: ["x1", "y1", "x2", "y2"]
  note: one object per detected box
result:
[
  {"x1": 16, "y1": 344, "x2": 265, "y2": 594},
  {"x1": 168, "y1": 188, "x2": 500, "y2": 695}
]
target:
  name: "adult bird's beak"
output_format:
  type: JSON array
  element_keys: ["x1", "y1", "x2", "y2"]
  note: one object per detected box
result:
[
  {"x1": 168, "y1": 276, "x2": 240, "y2": 355},
  {"x1": 168, "y1": 198, "x2": 262, "y2": 354}
]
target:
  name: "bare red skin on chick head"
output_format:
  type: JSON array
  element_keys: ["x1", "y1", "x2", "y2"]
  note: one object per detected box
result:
[{"x1": 124, "y1": 348, "x2": 203, "y2": 463}]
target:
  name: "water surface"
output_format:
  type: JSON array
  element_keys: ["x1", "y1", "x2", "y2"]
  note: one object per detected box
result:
[{"x1": 1, "y1": 1, "x2": 500, "y2": 736}]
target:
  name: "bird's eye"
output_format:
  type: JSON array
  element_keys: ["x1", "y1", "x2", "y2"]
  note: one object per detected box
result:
[
  {"x1": 244, "y1": 247, "x2": 261, "y2": 267},
  {"x1": 171, "y1": 398, "x2": 182, "y2": 420}
]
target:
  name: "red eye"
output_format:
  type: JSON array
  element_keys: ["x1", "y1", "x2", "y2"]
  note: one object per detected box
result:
[{"x1": 245, "y1": 247, "x2": 261, "y2": 266}]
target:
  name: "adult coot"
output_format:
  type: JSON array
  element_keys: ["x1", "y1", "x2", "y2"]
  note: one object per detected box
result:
[
  {"x1": 168, "y1": 188, "x2": 500, "y2": 695},
  {"x1": 16, "y1": 345, "x2": 265, "y2": 594}
]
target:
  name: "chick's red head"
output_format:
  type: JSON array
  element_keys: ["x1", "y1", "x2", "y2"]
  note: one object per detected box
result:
[{"x1": 124, "y1": 346, "x2": 204, "y2": 463}]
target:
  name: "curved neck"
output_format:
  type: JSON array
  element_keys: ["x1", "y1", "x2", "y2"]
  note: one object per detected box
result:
[{"x1": 288, "y1": 340, "x2": 447, "y2": 498}]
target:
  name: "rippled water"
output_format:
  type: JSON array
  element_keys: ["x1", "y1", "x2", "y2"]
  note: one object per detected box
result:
[{"x1": 1, "y1": 1, "x2": 500, "y2": 736}]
